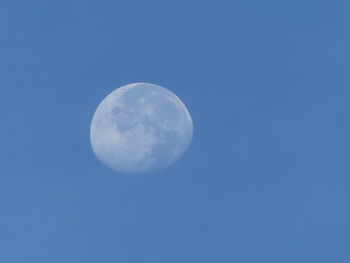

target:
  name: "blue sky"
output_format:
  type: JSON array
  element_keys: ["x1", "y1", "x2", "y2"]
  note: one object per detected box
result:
[{"x1": 1, "y1": 0, "x2": 350, "y2": 262}]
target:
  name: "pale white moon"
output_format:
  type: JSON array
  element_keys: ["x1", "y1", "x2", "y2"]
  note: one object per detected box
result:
[{"x1": 90, "y1": 83, "x2": 193, "y2": 174}]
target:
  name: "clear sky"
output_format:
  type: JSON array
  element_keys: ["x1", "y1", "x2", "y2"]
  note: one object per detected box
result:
[{"x1": 1, "y1": 0, "x2": 350, "y2": 262}]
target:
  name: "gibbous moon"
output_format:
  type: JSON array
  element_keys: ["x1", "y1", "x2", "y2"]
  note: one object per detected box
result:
[{"x1": 90, "y1": 83, "x2": 193, "y2": 174}]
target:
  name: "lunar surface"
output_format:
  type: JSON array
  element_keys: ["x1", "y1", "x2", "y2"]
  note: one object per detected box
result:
[{"x1": 90, "y1": 83, "x2": 193, "y2": 174}]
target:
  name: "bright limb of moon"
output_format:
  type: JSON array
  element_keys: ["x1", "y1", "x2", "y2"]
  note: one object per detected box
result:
[{"x1": 90, "y1": 83, "x2": 193, "y2": 174}]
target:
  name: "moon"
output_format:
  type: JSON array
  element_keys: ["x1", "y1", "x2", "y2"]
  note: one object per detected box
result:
[{"x1": 90, "y1": 83, "x2": 193, "y2": 174}]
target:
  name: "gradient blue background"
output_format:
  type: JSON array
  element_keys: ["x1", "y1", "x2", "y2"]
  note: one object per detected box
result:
[{"x1": 1, "y1": 0, "x2": 350, "y2": 262}]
